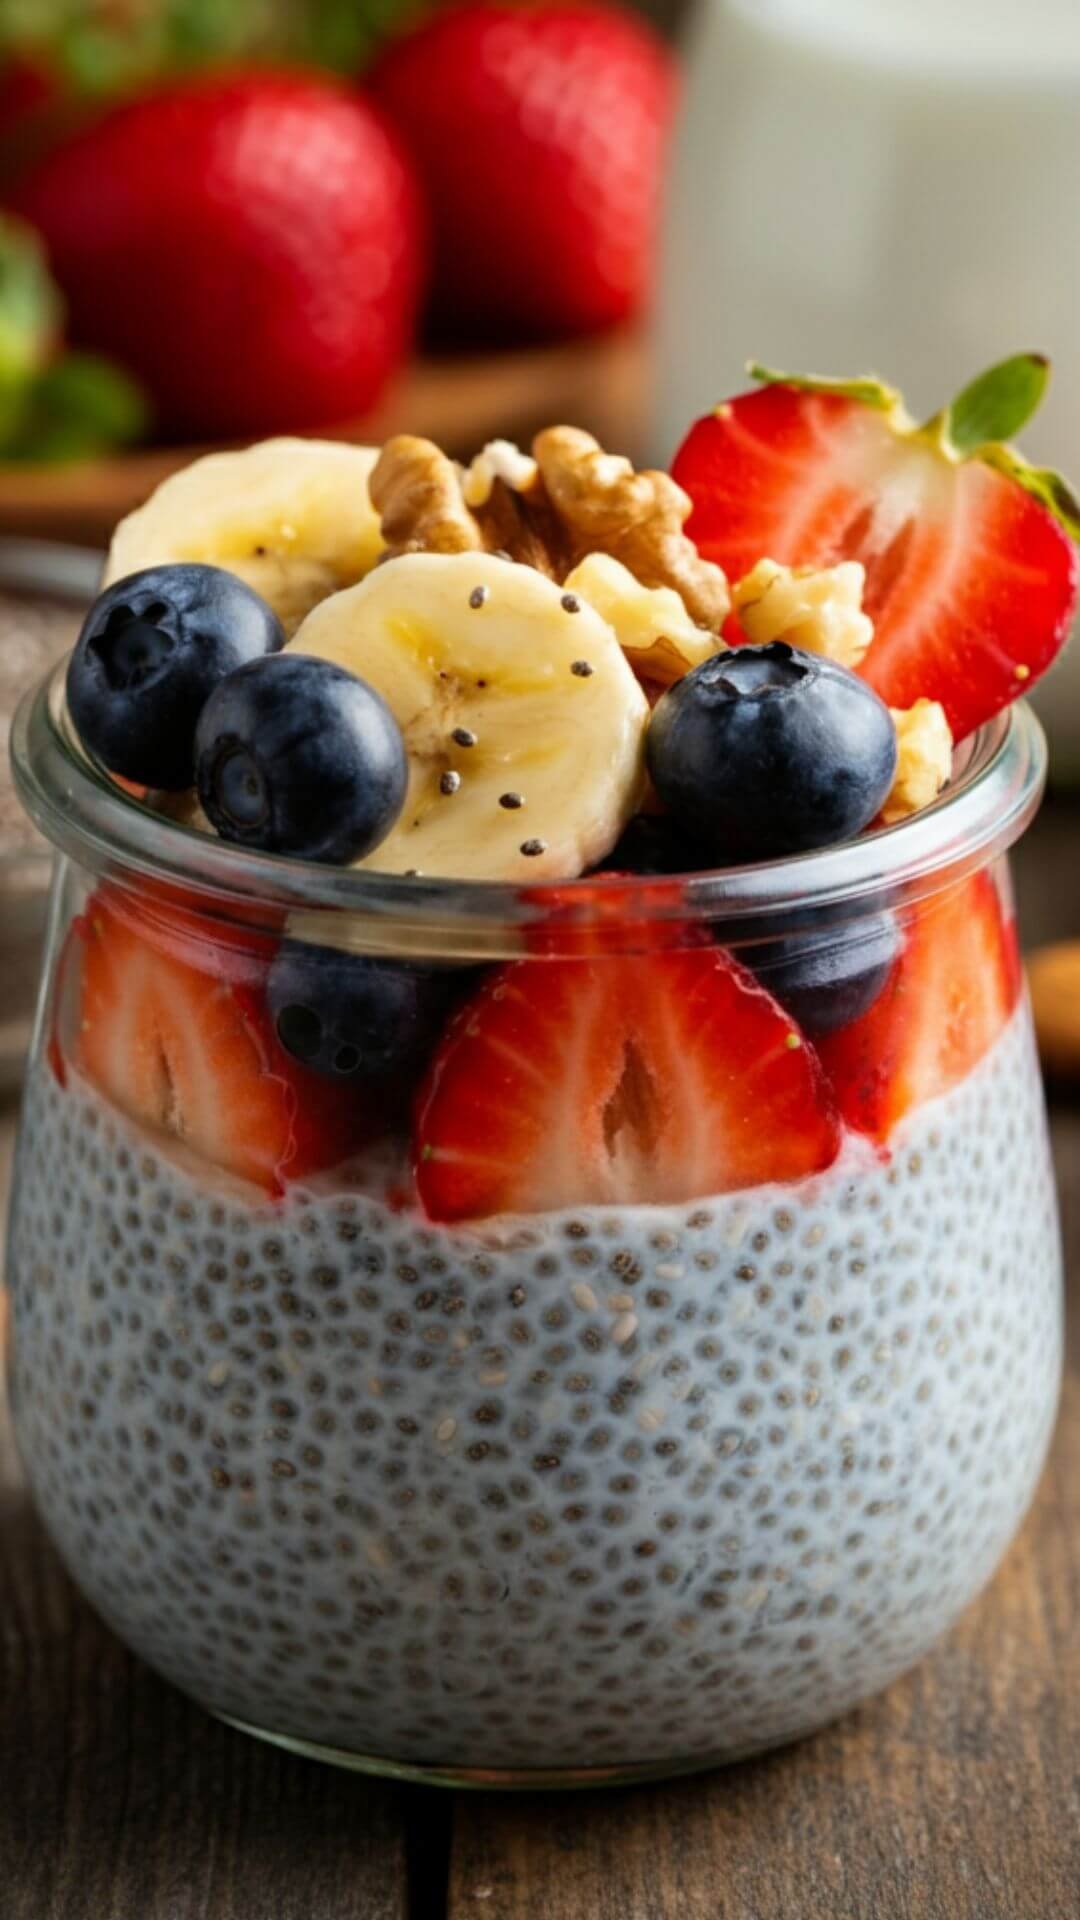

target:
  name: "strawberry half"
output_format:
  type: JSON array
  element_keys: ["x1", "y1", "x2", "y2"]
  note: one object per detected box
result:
[
  {"x1": 816, "y1": 871, "x2": 1021, "y2": 1145},
  {"x1": 414, "y1": 947, "x2": 841, "y2": 1221},
  {"x1": 70, "y1": 890, "x2": 369, "y2": 1193},
  {"x1": 672, "y1": 356, "x2": 1080, "y2": 741}
]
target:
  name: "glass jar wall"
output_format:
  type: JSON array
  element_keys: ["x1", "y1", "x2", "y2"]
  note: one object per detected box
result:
[{"x1": 3, "y1": 669, "x2": 1063, "y2": 1786}]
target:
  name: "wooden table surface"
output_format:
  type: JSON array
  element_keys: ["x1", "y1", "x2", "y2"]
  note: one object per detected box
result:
[{"x1": 2, "y1": 804, "x2": 1078, "y2": 1920}]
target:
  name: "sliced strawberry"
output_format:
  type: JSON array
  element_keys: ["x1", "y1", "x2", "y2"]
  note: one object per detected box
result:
[
  {"x1": 97, "y1": 876, "x2": 283, "y2": 988},
  {"x1": 521, "y1": 871, "x2": 697, "y2": 959},
  {"x1": 414, "y1": 946, "x2": 841, "y2": 1221},
  {"x1": 672, "y1": 367, "x2": 1079, "y2": 741},
  {"x1": 71, "y1": 890, "x2": 368, "y2": 1193},
  {"x1": 816, "y1": 871, "x2": 1021, "y2": 1144}
]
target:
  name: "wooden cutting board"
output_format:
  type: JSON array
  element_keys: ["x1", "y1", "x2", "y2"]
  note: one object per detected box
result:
[{"x1": 0, "y1": 330, "x2": 648, "y2": 547}]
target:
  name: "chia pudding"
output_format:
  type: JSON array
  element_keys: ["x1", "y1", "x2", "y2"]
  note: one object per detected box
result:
[{"x1": 6, "y1": 1000, "x2": 1061, "y2": 1775}]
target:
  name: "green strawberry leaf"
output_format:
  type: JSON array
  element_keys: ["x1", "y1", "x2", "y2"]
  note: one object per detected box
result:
[
  {"x1": 747, "y1": 361, "x2": 904, "y2": 415},
  {"x1": 918, "y1": 354, "x2": 1080, "y2": 542},
  {"x1": 925, "y1": 352, "x2": 1050, "y2": 458},
  {"x1": 4, "y1": 352, "x2": 149, "y2": 462}
]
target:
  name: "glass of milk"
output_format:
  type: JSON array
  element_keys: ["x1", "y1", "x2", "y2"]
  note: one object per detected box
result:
[{"x1": 655, "y1": 0, "x2": 1080, "y2": 775}]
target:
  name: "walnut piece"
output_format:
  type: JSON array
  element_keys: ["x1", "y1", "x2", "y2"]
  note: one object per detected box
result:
[
  {"x1": 882, "y1": 699, "x2": 953, "y2": 823},
  {"x1": 462, "y1": 439, "x2": 540, "y2": 507},
  {"x1": 370, "y1": 435, "x2": 483, "y2": 557},
  {"x1": 562, "y1": 553, "x2": 723, "y2": 688},
  {"x1": 733, "y1": 557, "x2": 874, "y2": 669},
  {"x1": 533, "y1": 427, "x2": 730, "y2": 632},
  {"x1": 369, "y1": 426, "x2": 730, "y2": 650}
]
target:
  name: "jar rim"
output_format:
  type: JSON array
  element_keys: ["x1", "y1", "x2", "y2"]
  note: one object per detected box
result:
[{"x1": 11, "y1": 660, "x2": 1046, "y2": 957}]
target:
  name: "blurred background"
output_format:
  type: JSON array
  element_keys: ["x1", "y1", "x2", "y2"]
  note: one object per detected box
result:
[{"x1": 2, "y1": 0, "x2": 1080, "y2": 1074}]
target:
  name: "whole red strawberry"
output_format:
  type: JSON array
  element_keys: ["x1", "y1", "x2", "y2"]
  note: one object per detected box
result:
[
  {"x1": 370, "y1": 1, "x2": 676, "y2": 339},
  {"x1": 11, "y1": 70, "x2": 425, "y2": 437}
]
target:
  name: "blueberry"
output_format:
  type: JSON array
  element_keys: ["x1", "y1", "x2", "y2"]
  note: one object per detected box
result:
[
  {"x1": 754, "y1": 912, "x2": 901, "y2": 1036},
  {"x1": 267, "y1": 940, "x2": 448, "y2": 1084},
  {"x1": 67, "y1": 563, "x2": 284, "y2": 789},
  {"x1": 647, "y1": 643, "x2": 898, "y2": 863},
  {"x1": 602, "y1": 814, "x2": 712, "y2": 877},
  {"x1": 195, "y1": 653, "x2": 407, "y2": 864}
]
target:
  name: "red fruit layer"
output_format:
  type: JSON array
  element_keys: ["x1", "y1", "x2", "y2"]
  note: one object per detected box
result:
[
  {"x1": 521, "y1": 873, "x2": 695, "y2": 959},
  {"x1": 672, "y1": 382, "x2": 1078, "y2": 741},
  {"x1": 816, "y1": 872, "x2": 1022, "y2": 1144},
  {"x1": 414, "y1": 947, "x2": 841, "y2": 1222},
  {"x1": 69, "y1": 889, "x2": 370, "y2": 1194},
  {"x1": 11, "y1": 69, "x2": 425, "y2": 437}
]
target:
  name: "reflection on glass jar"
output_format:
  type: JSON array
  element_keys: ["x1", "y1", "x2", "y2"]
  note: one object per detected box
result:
[{"x1": 4, "y1": 668, "x2": 1063, "y2": 1786}]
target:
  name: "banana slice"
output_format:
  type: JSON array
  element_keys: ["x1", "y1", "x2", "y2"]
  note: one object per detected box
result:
[
  {"x1": 289, "y1": 551, "x2": 649, "y2": 881},
  {"x1": 104, "y1": 438, "x2": 385, "y2": 636},
  {"x1": 564, "y1": 551, "x2": 725, "y2": 688}
]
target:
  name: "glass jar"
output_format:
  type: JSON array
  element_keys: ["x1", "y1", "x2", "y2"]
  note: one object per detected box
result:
[
  {"x1": 0, "y1": 540, "x2": 96, "y2": 1090},
  {"x1": 5, "y1": 664, "x2": 1062, "y2": 1788}
]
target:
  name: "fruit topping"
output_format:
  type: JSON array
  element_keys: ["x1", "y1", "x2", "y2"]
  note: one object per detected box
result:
[
  {"x1": 68, "y1": 354, "x2": 1077, "y2": 894},
  {"x1": 288, "y1": 550, "x2": 648, "y2": 880},
  {"x1": 731, "y1": 557, "x2": 874, "y2": 670},
  {"x1": 67, "y1": 562, "x2": 284, "y2": 790},
  {"x1": 752, "y1": 913, "x2": 901, "y2": 1038},
  {"x1": 881, "y1": 699, "x2": 953, "y2": 823},
  {"x1": 414, "y1": 945, "x2": 842, "y2": 1221},
  {"x1": 103, "y1": 439, "x2": 386, "y2": 637},
  {"x1": 647, "y1": 643, "x2": 897, "y2": 863},
  {"x1": 816, "y1": 871, "x2": 1021, "y2": 1142},
  {"x1": 370, "y1": 426, "x2": 730, "y2": 650},
  {"x1": 72, "y1": 890, "x2": 368, "y2": 1192},
  {"x1": 267, "y1": 941, "x2": 450, "y2": 1089},
  {"x1": 369, "y1": 0, "x2": 676, "y2": 337},
  {"x1": 672, "y1": 356, "x2": 1080, "y2": 740},
  {"x1": 194, "y1": 653, "x2": 408, "y2": 864}
]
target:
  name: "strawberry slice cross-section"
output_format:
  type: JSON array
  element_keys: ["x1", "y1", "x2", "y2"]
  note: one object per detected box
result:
[
  {"x1": 71, "y1": 888, "x2": 370, "y2": 1193},
  {"x1": 672, "y1": 356, "x2": 1080, "y2": 742},
  {"x1": 414, "y1": 946, "x2": 842, "y2": 1222},
  {"x1": 815, "y1": 871, "x2": 1022, "y2": 1145}
]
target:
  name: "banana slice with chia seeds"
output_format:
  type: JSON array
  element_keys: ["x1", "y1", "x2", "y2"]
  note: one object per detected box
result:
[
  {"x1": 104, "y1": 438, "x2": 384, "y2": 636},
  {"x1": 289, "y1": 551, "x2": 649, "y2": 881}
]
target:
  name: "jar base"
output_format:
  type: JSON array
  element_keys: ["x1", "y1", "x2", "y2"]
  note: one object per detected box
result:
[{"x1": 216, "y1": 1712, "x2": 776, "y2": 1791}]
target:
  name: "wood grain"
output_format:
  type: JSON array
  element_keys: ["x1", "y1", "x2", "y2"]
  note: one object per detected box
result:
[
  {"x1": 0, "y1": 1507, "x2": 412, "y2": 1920},
  {"x1": 0, "y1": 331, "x2": 647, "y2": 547},
  {"x1": 1, "y1": 802, "x2": 1078, "y2": 1918}
]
